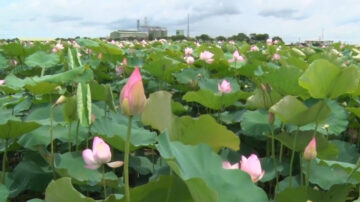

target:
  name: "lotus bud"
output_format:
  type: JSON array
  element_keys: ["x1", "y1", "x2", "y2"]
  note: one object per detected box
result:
[
  {"x1": 304, "y1": 138, "x2": 317, "y2": 160},
  {"x1": 91, "y1": 114, "x2": 96, "y2": 123},
  {"x1": 55, "y1": 95, "x2": 66, "y2": 106},
  {"x1": 120, "y1": 67, "x2": 146, "y2": 116},
  {"x1": 240, "y1": 154, "x2": 265, "y2": 183},
  {"x1": 260, "y1": 83, "x2": 266, "y2": 91},
  {"x1": 268, "y1": 112, "x2": 275, "y2": 125}
]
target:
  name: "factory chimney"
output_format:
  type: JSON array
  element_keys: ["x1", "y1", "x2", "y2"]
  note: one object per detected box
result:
[
  {"x1": 137, "y1": 19, "x2": 140, "y2": 30},
  {"x1": 187, "y1": 14, "x2": 190, "y2": 38}
]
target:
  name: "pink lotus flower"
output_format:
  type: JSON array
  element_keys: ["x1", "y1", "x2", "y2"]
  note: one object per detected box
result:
[
  {"x1": 184, "y1": 56, "x2": 195, "y2": 65},
  {"x1": 304, "y1": 137, "x2": 317, "y2": 160},
  {"x1": 120, "y1": 67, "x2": 146, "y2": 116},
  {"x1": 98, "y1": 53, "x2": 102, "y2": 59},
  {"x1": 240, "y1": 154, "x2": 265, "y2": 183},
  {"x1": 55, "y1": 43, "x2": 64, "y2": 50},
  {"x1": 0, "y1": 80, "x2": 5, "y2": 85},
  {"x1": 222, "y1": 161, "x2": 239, "y2": 169},
  {"x1": 199, "y1": 51, "x2": 214, "y2": 64},
  {"x1": 82, "y1": 136, "x2": 123, "y2": 169},
  {"x1": 266, "y1": 38, "x2": 272, "y2": 45},
  {"x1": 218, "y1": 79, "x2": 232, "y2": 94},
  {"x1": 184, "y1": 47, "x2": 193, "y2": 56},
  {"x1": 272, "y1": 53, "x2": 280, "y2": 60},
  {"x1": 229, "y1": 50, "x2": 245, "y2": 63},
  {"x1": 229, "y1": 40, "x2": 235, "y2": 45},
  {"x1": 72, "y1": 41, "x2": 80, "y2": 48},
  {"x1": 273, "y1": 40, "x2": 279, "y2": 45},
  {"x1": 250, "y1": 45, "x2": 259, "y2": 51},
  {"x1": 52, "y1": 48, "x2": 57, "y2": 53},
  {"x1": 122, "y1": 58, "x2": 128, "y2": 66}
]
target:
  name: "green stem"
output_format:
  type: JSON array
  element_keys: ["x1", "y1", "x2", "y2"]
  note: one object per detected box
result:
[
  {"x1": 313, "y1": 122, "x2": 319, "y2": 138},
  {"x1": 289, "y1": 127, "x2": 299, "y2": 188},
  {"x1": 279, "y1": 143, "x2": 284, "y2": 163},
  {"x1": 86, "y1": 125, "x2": 91, "y2": 148},
  {"x1": 124, "y1": 116, "x2": 133, "y2": 202},
  {"x1": 75, "y1": 120, "x2": 80, "y2": 151},
  {"x1": 102, "y1": 165, "x2": 107, "y2": 198},
  {"x1": 41, "y1": 68, "x2": 45, "y2": 77},
  {"x1": 347, "y1": 157, "x2": 360, "y2": 182},
  {"x1": 299, "y1": 154, "x2": 304, "y2": 186},
  {"x1": 50, "y1": 105, "x2": 56, "y2": 178},
  {"x1": 68, "y1": 122, "x2": 72, "y2": 152},
  {"x1": 104, "y1": 102, "x2": 107, "y2": 118},
  {"x1": 270, "y1": 124, "x2": 279, "y2": 192},
  {"x1": 306, "y1": 160, "x2": 311, "y2": 187},
  {"x1": 1, "y1": 139, "x2": 8, "y2": 184},
  {"x1": 165, "y1": 169, "x2": 173, "y2": 202}
]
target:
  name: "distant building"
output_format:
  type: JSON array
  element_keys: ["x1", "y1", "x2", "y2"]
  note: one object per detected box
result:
[
  {"x1": 110, "y1": 30, "x2": 148, "y2": 40},
  {"x1": 176, "y1": 30, "x2": 184, "y2": 36},
  {"x1": 305, "y1": 40, "x2": 333, "y2": 46},
  {"x1": 110, "y1": 18, "x2": 167, "y2": 40}
]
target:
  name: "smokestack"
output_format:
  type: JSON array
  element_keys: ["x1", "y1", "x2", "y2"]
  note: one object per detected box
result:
[
  {"x1": 137, "y1": 19, "x2": 140, "y2": 30},
  {"x1": 187, "y1": 14, "x2": 190, "y2": 38}
]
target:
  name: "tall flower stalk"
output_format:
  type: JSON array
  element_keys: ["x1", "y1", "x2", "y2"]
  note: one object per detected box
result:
[{"x1": 119, "y1": 67, "x2": 146, "y2": 202}]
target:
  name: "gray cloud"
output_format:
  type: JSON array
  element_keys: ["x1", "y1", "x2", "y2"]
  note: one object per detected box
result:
[
  {"x1": 50, "y1": 15, "x2": 82, "y2": 23},
  {"x1": 336, "y1": 16, "x2": 360, "y2": 25},
  {"x1": 259, "y1": 9, "x2": 307, "y2": 20},
  {"x1": 106, "y1": 18, "x2": 138, "y2": 30}
]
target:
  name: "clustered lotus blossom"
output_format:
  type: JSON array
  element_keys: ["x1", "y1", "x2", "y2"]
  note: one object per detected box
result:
[
  {"x1": 82, "y1": 136, "x2": 123, "y2": 169},
  {"x1": 52, "y1": 42, "x2": 64, "y2": 53},
  {"x1": 222, "y1": 154, "x2": 265, "y2": 183},
  {"x1": 119, "y1": 67, "x2": 147, "y2": 116},
  {"x1": 184, "y1": 47, "x2": 195, "y2": 65},
  {"x1": 185, "y1": 56, "x2": 195, "y2": 65},
  {"x1": 250, "y1": 45, "x2": 259, "y2": 51},
  {"x1": 218, "y1": 79, "x2": 232, "y2": 94},
  {"x1": 116, "y1": 58, "x2": 127, "y2": 76},
  {"x1": 199, "y1": 50, "x2": 214, "y2": 64},
  {"x1": 228, "y1": 50, "x2": 245, "y2": 63},
  {"x1": 184, "y1": 47, "x2": 193, "y2": 56},
  {"x1": 272, "y1": 53, "x2": 280, "y2": 60},
  {"x1": 266, "y1": 38, "x2": 273, "y2": 45},
  {"x1": 304, "y1": 137, "x2": 317, "y2": 160}
]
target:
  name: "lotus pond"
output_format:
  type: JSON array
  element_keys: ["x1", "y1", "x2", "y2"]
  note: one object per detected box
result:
[{"x1": 0, "y1": 38, "x2": 359, "y2": 202}]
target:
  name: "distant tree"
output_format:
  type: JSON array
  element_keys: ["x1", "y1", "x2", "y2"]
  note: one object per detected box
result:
[
  {"x1": 195, "y1": 34, "x2": 212, "y2": 42},
  {"x1": 272, "y1": 36, "x2": 284, "y2": 43},
  {"x1": 216, "y1": 36, "x2": 226, "y2": 41},
  {"x1": 228, "y1": 33, "x2": 250, "y2": 42},
  {"x1": 171, "y1": 35, "x2": 186, "y2": 41},
  {"x1": 250, "y1": 33, "x2": 269, "y2": 43}
]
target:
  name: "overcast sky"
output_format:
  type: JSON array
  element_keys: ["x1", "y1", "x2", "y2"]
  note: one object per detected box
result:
[{"x1": 1, "y1": 0, "x2": 360, "y2": 43}]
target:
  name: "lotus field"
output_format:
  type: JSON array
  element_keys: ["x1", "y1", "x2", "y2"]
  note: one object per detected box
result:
[{"x1": 1, "y1": 38, "x2": 360, "y2": 202}]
